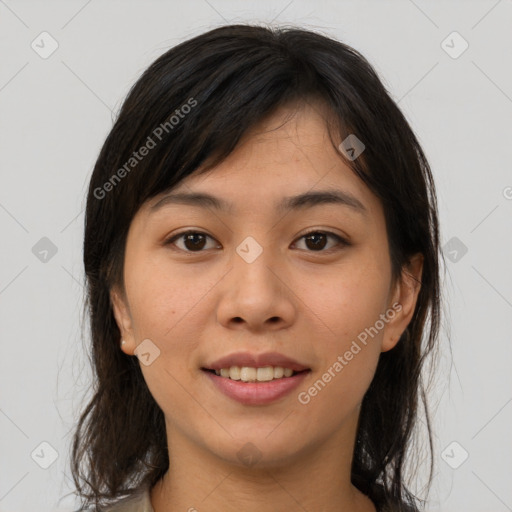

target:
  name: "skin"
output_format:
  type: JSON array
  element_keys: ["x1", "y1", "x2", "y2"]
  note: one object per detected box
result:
[{"x1": 110, "y1": 100, "x2": 423, "y2": 512}]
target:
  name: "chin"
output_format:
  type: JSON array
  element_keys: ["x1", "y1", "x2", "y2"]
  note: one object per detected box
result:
[{"x1": 198, "y1": 427, "x2": 313, "y2": 470}]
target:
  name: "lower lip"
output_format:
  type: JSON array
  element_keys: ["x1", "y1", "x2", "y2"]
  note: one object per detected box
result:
[{"x1": 203, "y1": 370, "x2": 310, "y2": 406}]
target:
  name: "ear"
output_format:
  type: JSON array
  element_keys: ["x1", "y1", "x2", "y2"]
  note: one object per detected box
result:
[
  {"x1": 110, "y1": 286, "x2": 136, "y2": 355},
  {"x1": 381, "y1": 253, "x2": 423, "y2": 352}
]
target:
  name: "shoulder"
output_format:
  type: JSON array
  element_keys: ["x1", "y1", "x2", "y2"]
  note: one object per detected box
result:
[{"x1": 102, "y1": 487, "x2": 154, "y2": 512}]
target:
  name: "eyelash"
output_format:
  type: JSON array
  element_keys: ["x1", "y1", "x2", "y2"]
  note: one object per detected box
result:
[{"x1": 163, "y1": 229, "x2": 350, "y2": 254}]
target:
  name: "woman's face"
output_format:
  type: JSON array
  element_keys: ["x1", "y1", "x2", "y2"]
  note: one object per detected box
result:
[{"x1": 111, "y1": 102, "x2": 422, "y2": 469}]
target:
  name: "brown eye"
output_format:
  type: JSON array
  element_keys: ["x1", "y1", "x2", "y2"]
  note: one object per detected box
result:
[
  {"x1": 164, "y1": 229, "x2": 349, "y2": 254},
  {"x1": 165, "y1": 231, "x2": 219, "y2": 252},
  {"x1": 304, "y1": 232, "x2": 328, "y2": 250},
  {"x1": 294, "y1": 230, "x2": 349, "y2": 252}
]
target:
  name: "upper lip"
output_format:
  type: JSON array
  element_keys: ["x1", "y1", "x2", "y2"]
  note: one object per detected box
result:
[{"x1": 204, "y1": 351, "x2": 310, "y2": 372}]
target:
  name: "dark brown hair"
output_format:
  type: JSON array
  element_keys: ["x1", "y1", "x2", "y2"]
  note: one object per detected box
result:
[{"x1": 71, "y1": 23, "x2": 443, "y2": 511}]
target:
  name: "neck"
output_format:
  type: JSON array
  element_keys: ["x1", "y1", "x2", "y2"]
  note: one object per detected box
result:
[{"x1": 150, "y1": 413, "x2": 376, "y2": 512}]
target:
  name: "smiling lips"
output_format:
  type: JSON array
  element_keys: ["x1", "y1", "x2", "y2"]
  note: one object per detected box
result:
[
  {"x1": 202, "y1": 351, "x2": 311, "y2": 405},
  {"x1": 205, "y1": 351, "x2": 310, "y2": 372},
  {"x1": 203, "y1": 350, "x2": 310, "y2": 381}
]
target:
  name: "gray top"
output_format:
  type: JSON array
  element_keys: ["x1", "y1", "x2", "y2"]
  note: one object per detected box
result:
[
  {"x1": 104, "y1": 488, "x2": 154, "y2": 512},
  {"x1": 100, "y1": 485, "x2": 414, "y2": 511}
]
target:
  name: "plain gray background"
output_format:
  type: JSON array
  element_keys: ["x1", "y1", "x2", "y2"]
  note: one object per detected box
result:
[{"x1": 1, "y1": 1, "x2": 511, "y2": 511}]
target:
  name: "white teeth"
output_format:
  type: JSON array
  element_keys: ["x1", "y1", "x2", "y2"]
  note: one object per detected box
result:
[
  {"x1": 256, "y1": 366, "x2": 274, "y2": 382},
  {"x1": 240, "y1": 367, "x2": 257, "y2": 382},
  {"x1": 213, "y1": 366, "x2": 298, "y2": 382},
  {"x1": 273, "y1": 366, "x2": 284, "y2": 378},
  {"x1": 229, "y1": 366, "x2": 241, "y2": 380}
]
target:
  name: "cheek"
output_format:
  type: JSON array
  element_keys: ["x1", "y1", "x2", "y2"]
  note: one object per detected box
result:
[
  {"x1": 125, "y1": 256, "x2": 209, "y2": 415},
  {"x1": 305, "y1": 257, "x2": 390, "y2": 392},
  {"x1": 124, "y1": 251, "x2": 215, "y2": 342},
  {"x1": 297, "y1": 273, "x2": 388, "y2": 419},
  {"x1": 311, "y1": 260, "x2": 390, "y2": 345}
]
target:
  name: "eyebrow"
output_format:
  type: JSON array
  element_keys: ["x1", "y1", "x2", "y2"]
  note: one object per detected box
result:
[{"x1": 149, "y1": 189, "x2": 368, "y2": 216}]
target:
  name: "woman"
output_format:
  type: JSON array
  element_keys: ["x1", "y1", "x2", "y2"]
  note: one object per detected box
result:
[{"x1": 71, "y1": 23, "x2": 442, "y2": 512}]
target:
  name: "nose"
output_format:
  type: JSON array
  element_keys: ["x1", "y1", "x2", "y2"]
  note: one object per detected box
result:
[{"x1": 216, "y1": 243, "x2": 296, "y2": 333}]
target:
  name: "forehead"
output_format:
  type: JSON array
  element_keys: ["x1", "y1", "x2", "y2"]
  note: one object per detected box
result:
[{"x1": 145, "y1": 102, "x2": 382, "y2": 222}]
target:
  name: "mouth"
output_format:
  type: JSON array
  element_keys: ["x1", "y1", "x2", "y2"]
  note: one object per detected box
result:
[
  {"x1": 201, "y1": 366, "x2": 309, "y2": 382},
  {"x1": 200, "y1": 351, "x2": 311, "y2": 405},
  {"x1": 202, "y1": 367, "x2": 311, "y2": 405}
]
